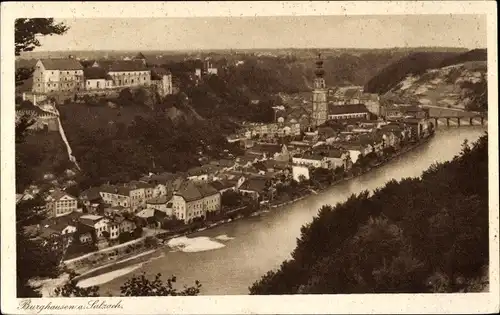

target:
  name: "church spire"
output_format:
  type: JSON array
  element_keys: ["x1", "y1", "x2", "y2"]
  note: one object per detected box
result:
[
  {"x1": 311, "y1": 52, "x2": 328, "y2": 128},
  {"x1": 315, "y1": 53, "x2": 325, "y2": 78}
]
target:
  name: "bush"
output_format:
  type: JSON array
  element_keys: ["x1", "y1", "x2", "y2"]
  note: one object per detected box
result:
[
  {"x1": 132, "y1": 226, "x2": 143, "y2": 239},
  {"x1": 118, "y1": 232, "x2": 133, "y2": 244},
  {"x1": 144, "y1": 236, "x2": 158, "y2": 249}
]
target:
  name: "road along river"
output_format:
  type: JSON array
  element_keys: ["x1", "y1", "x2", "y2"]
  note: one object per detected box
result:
[{"x1": 91, "y1": 127, "x2": 486, "y2": 296}]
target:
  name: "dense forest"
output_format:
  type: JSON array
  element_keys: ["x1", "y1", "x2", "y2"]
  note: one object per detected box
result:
[
  {"x1": 158, "y1": 51, "x2": 408, "y2": 96},
  {"x1": 439, "y1": 48, "x2": 487, "y2": 68},
  {"x1": 250, "y1": 134, "x2": 489, "y2": 294},
  {"x1": 59, "y1": 106, "x2": 244, "y2": 190}
]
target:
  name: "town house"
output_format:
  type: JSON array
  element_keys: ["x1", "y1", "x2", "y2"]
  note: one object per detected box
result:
[
  {"x1": 128, "y1": 181, "x2": 155, "y2": 201},
  {"x1": 35, "y1": 211, "x2": 84, "y2": 250},
  {"x1": 96, "y1": 60, "x2": 151, "y2": 88},
  {"x1": 80, "y1": 187, "x2": 104, "y2": 213},
  {"x1": 37, "y1": 219, "x2": 79, "y2": 251},
  {"x1": 238, "y1": 177, "x2": 270, "y2": 200},
  {"x1": 83, "y1": 66, "x2": 112, "y2": 90},
  {"x1": 210, "y1": 179, "x2": 238, "y2": 194},
  {"x1": 146, "y1": 195, "x2": 172, "y2": 215},
  {"x1": 99, "y1": 185, "x2": 131, "y2": 209},
  {"x1": 402, "y1": 118, "x2": 432, "y2": 140},
  {"x1": 292, "y1": 152, "x2": 328, "y2": 169},
  {"x1": 106, "y1": 221, "x2": 120, "y2": 240},
  {"x1": 154, "y1": 183, "x2": 168, "y2": 197},
  {"x1": 150, "y1": 67, "x2": 174, "y2": 97},
  {"x1": 187, "y1": 166, "x2": 209, "y2": 182},
  {"x1": 380, "y1": 124, "x2": 409, "y2": 147},
  {"x1": 79, "y1": 215, "x2": 109, "y2": 238},
  {"x1": 169, "y1": 182, "x2": 221, "y2": 223},
  {"x1": 337, "y1": 140, "x2": 374, "y2": 164},
  {"x1": 105, "y1": 215, "x2": 136, "y2": 239},
  {"x1": 116, "y1": 216, "x2": 136, "y2": 234},
  {"x1": 320, "y1": 148, "x2": 351, "y2": 170},
  {"x1": 31, "y1": 58, "x2": 84, "y2": 94},
  {"x1": 46, "y1": 190, "x2": 78, "y2": 218}
]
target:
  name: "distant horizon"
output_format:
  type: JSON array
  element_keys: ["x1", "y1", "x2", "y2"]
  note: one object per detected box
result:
[
  {"x1": 31, "y1": 15, "x2": 487, "y2": 53},
  {"x1": 18, "y1": 46, "x2": 485, "y2": 60}
]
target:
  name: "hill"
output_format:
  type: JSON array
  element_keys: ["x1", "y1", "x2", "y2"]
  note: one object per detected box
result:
[
  {"x1": 439, "y1": 48, "x2": 487, "y2": 68},
  {"x1": 363, "y1": 51, "x2": 462, "y2": 94},
  {"x1": 383, "y1": 60, "x2": 487, "y2": 111},
  {"x1": 58, "y1": 91, "x2": 243, "y2": 189},
  {"x1": 250, "y1": 134, "x2": 488, "y2": 294}
]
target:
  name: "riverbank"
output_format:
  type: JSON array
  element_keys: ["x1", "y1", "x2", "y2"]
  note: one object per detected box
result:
[
  {"x1": 62, "y1": 135, "x2": 436, "y2": 290},
  {"x1": 94, "y1": 127, "x2": 484, "y2": 296},
  {"x1": 268, "y1": 135, "x2": 435, "y2": 209}
]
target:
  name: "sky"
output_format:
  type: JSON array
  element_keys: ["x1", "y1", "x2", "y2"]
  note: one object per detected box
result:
[{"x1": 37, "y1": 15, "x2": 487, "y2": 52}]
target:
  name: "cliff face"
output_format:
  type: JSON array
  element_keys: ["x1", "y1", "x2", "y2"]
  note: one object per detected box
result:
[{"x1": 386, "y1": 61, "x2": 487, "y2": 110}]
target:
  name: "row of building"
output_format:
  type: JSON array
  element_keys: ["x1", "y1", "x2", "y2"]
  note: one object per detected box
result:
[
  {"x1": 290, "y1": 105, "x2": 434, "y2": 181},
  {"x1": 30, "y1": 53, "x2": 173, "y2": 97}
]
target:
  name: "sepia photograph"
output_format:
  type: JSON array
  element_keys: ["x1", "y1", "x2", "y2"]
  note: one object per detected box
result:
[{"x1": 1, "y1": 1, "x2": 498, "y2": 314}]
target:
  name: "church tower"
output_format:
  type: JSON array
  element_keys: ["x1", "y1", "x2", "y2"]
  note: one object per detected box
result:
[{"x1": 311, "y1": 53, "x2": 328, "y2": 127}]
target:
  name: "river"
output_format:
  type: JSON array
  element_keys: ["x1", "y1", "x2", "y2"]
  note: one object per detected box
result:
[{"x1": 94, "y1": 127, "x2": 486, "y2": 296}]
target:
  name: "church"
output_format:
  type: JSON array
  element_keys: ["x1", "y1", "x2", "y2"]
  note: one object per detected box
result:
[{"x1": 310, "y1": 54, "x2": 371, "y2": 128}]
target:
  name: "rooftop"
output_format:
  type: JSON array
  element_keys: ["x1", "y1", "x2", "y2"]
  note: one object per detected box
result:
[
  {"x1": 150, "y1": 67, "x2": 171, "y2": 80},
  {"x1": 239, "y1": 177, "x2": 268, "y2": 193},
  {"x1": 293, "y1": 153, "x2": 324, "y2": 161},
  {"x1": 99, "y1": 60, "x2": 148, "y2": 72},
  {"x1": 40, "y1": 58, "x2": 84, "y2": 71},
  {"x1": 100, "y1": 184, "x2": 132, "y2": 196},
  {"x1": 146, "y1": 195, "x2": 171, "y2": 205},
  {"x1": 83, "y1": 67, "x2": 108, "y2": 80},
  {"x1": 176, "y1": 182, "x2": 219, "y2": 202},
  {"x1": 80, "y1": 214, "x2": 103, "y2": 221},
  {"x1": 328, "y1": 104, "x2": 370, "y2": 115},
  {"x1": 49, "y1": 189, "x2": 75, "y2": 202},
  {"x1": 80, "y1": 187, "x2": 102, "y2": 201},
  {"x1": 210, "y1": 180, "x2": 237, "y2": 191}
]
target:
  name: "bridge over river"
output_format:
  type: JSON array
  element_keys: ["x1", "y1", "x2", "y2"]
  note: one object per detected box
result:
[{"x1": 424, "y1": 105, "x2": 487, "y2": 127}]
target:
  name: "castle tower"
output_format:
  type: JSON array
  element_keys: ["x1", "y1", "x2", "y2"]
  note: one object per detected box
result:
[{"x1": 311, "y1": 53, "x2": 328, "y2": 127}]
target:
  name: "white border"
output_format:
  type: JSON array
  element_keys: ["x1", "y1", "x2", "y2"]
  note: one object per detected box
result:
[{"x1": 1, "y1": 1, "x2": 498, "y2": 314}]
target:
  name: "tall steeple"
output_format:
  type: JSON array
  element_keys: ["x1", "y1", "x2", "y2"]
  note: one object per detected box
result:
[{"x1": 311, "y1": 53, "x2": 328, "y2": 127}]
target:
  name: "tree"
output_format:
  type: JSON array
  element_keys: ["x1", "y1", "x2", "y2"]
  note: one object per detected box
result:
[
  {"x1": 117, "y1": 88, "x2": 135, "y2": 106},
  {"x1": 221, "y1": 190, "x2": 243, "y2": 208},
  {"x1": 15, "y1": 18, "x2": 71, "y2": 298},
  {"x1": 120, "y1": 273, "x2": 201, "y2": 296},
  {"x1": 55, "y1": 272, "x2": 202, "y2": 297},
  {"x1": 15, "y1": 115, "x2": 35, "y2": 144},
  {"x1": 15, "y1": 19, "x2": 69, "y2": 85},
  {"x1": 15, "y1": 18, "x2": 69, "y2": 56},
  {"x1": 54, "y1": 272, "x2": 100, "y2": 297},
  {"x1": 118, "y1": 231, "x2": 133, "y2": 244},
  {"x1": 460, "y1": 72, "x2": 487, "y2": 112}
]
